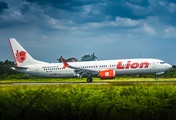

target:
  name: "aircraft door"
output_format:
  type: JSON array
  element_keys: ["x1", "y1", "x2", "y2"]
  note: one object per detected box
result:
[
  {"x1": 35, "y1": 67, "x2": 39, "y2": 74},
  {"x1": 152, "y1": 62, "x2": 156, "y2": 68}
]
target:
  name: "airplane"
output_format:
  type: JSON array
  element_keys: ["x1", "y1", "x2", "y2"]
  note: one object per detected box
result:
[{"x1": 9, "y1": 38, "x2": 172, "y2": 82}]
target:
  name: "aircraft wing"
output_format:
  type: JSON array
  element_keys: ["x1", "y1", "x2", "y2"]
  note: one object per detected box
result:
[{"x1": 60, "y1": 56, "x2": 99, "y2": 77}]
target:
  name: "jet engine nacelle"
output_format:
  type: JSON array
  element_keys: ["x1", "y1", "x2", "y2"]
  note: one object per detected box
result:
[{"x1": 99, "y1": 69, "x2": 116, "y2": 79}]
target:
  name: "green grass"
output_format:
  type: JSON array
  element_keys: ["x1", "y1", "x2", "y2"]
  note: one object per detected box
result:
[{"x1": 1, "y1": 84, "x2": 176, "y2": 119}]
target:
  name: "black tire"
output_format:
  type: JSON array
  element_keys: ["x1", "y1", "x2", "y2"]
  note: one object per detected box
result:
[{"x1": 87, "y1": 77, "x2": 93, "y2": 82}]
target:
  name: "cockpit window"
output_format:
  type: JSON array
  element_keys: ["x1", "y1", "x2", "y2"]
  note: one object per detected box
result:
[{"x1": 160, "y1": 62, "x2": 165, "y2": 64}]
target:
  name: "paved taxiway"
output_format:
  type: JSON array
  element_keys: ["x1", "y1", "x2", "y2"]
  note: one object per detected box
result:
[{"x1": 1, "y1": 81, "x2": 176, "y2": 86}]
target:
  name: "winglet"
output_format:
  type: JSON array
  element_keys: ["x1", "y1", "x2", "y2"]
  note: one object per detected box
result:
[{"x1": 60, "y1": 56, "x2": 69, "y2": 69}]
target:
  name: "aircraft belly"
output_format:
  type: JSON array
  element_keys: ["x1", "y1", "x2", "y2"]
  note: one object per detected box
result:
[
  {"x1": 47, "y1": 71, "x2": 75, "y2": 77},
  {"x1": 115, "y1": 68, "x2": 155, "y2": 75}
]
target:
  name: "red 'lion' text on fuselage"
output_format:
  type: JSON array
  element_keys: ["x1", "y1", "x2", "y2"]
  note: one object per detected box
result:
[{"x1": 117, "y1": 61, "x2": 149, "y2": 69}]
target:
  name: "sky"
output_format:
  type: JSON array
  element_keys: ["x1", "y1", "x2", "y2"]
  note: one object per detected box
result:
[{"x1": 0, "y1": 0, "x2": 176, "y2": 65}]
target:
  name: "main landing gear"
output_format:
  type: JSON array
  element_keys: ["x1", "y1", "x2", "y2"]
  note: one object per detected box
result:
[
  {"x1": 87, "y1": 75, "x2": 93, "y2": 82},
  {"x1": 86, "y1": 74, "x2": 93, "y2": 82}
]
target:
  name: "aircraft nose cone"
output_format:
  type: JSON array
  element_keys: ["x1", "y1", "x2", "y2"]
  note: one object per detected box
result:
[{"x1": 167, "y1": 64, "x2": 172, "y2": 69}]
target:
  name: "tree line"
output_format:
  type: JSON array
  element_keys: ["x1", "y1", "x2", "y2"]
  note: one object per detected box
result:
[{"x1": 57, "y1": 53, "x2": 98, "y2": 62}]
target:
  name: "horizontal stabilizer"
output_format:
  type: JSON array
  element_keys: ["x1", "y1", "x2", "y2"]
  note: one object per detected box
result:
[{"x1": 10, "y1": 66, "x2": 28, "y2": 70}]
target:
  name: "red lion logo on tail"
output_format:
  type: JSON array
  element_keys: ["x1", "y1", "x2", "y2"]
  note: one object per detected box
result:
[{"x1": 15, "y1": 50, "x2": 27, "y2": 63}]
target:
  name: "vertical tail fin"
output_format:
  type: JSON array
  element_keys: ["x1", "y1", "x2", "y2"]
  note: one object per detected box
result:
[{"x1": 9, "y1": 38, "x2": 46, "y2": 66}]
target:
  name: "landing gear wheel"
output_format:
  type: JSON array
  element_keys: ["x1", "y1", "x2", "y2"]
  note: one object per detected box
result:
[{"x1": 87, "y1": 77, "x2": 93, "y2": 82}]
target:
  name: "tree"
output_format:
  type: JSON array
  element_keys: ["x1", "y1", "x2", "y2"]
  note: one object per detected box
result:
[
  {"x1": 0, "y1": 60, "x2": 17, "y2": 79},
  {"x1": 57, "y1": 53, "x2": 98, "y2": 62},
  {"x1": 90, "y1": 53, "x2": 98, "y2": 61},
  {"x1": 57, "y1": 57, "x2": 78, "y2": 62},
  {"x1": 81, "y1": 53, "x2": 98, "y2": 61}
]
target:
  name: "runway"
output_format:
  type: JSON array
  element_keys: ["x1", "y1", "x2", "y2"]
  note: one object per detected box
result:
[{"x1": 1, "y1": 81, "x2": 176, "y2": 86}]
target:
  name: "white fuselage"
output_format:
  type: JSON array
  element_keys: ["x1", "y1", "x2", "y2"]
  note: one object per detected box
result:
[{"x1": 13, "y1": 58, "x2": 172, "y2": 78}]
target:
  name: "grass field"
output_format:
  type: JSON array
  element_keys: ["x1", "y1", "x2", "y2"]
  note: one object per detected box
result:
[
  {"x1": 1, "y1": 77, "x2": 176, "y2": 119},
  {"x1": 1, "y1": 84, "x2": 176, "y2": 120}
]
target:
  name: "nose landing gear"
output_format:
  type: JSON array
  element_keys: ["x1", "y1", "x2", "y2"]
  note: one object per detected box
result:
[{"x1": 155, "y1": 76, "x2": 158, "y2": 80}]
